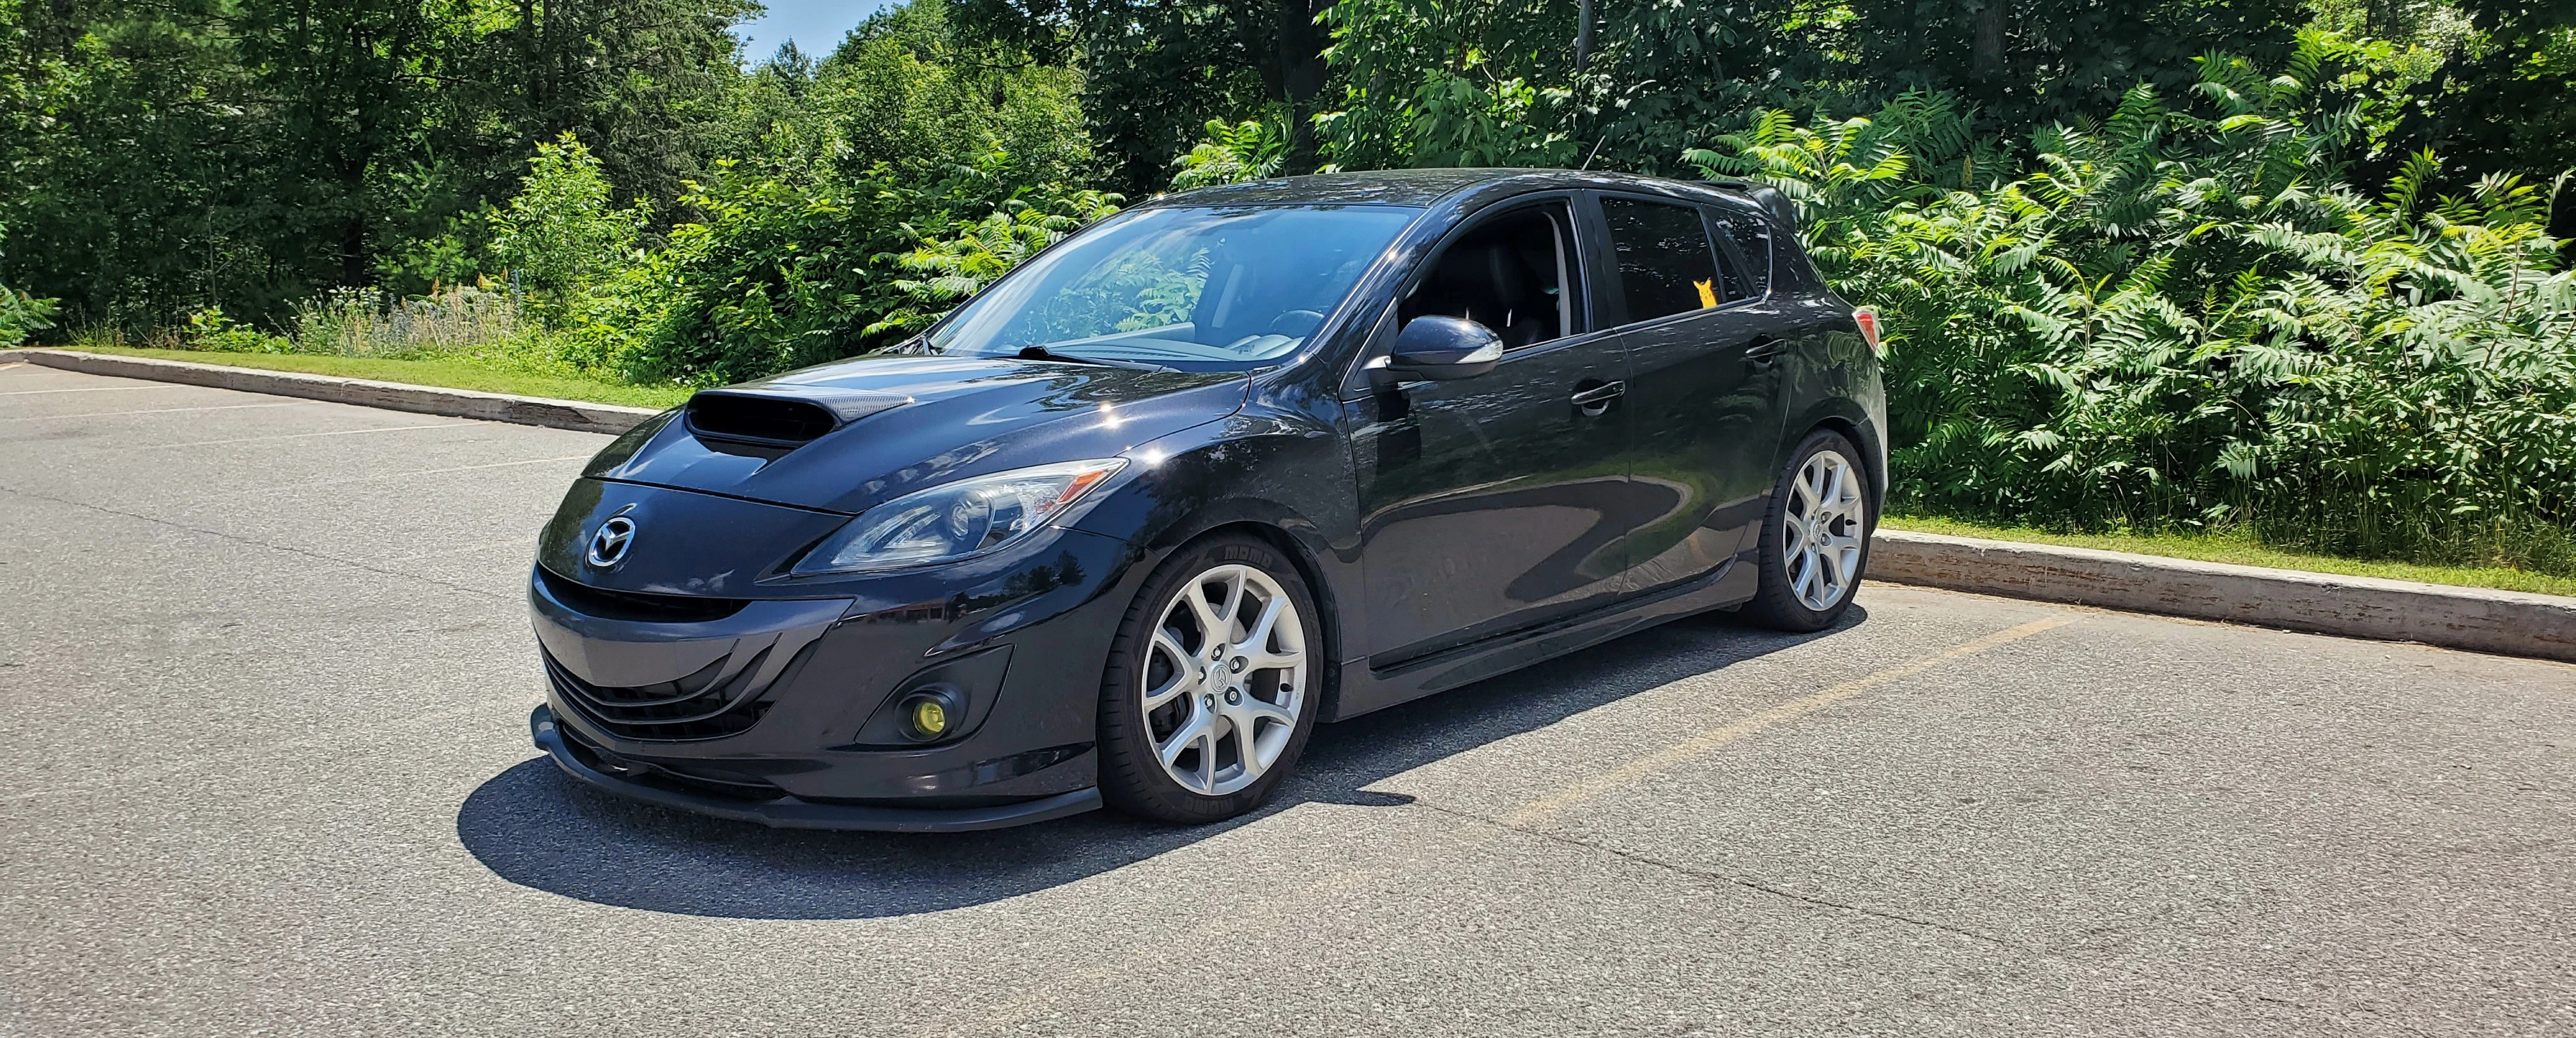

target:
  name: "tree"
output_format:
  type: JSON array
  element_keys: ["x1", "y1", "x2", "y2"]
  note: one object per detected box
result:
[
  {"x1": 487, "y1": 134, "x2": 647, "y2": 303},
  {"x1": 463, "y1": 0, "x2": 756, "y2": 216},
  {"x1": 953, "y1": 1, "x2": 1333, "y2": 194},
  {"x1": 2401, "y1": 1, "x2": 2576, "y2": 203},
  {"x1": 0, "y1": 0, "x2": 751, "y2": 326},
  {"x1": 1312, "y1": 0, "x2": 2313, "y2": 177}
]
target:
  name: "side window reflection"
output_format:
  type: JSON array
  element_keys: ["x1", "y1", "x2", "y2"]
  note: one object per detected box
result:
[
  {"x1": 1716, "y1": 207, "x2": 1772, "y2": 298},
  {"x1": 1399, "y1": 204, "x2": 1576, "y2": 350},
  {"x1": 1602, "y1": 197, "x2": 1742, "y2": 323}
]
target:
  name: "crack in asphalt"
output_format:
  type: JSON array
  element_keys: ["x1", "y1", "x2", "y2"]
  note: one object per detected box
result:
[
  {"x1": 1399, "y1": 797, "x2": 2420, "y2": 1032},
  {"x1": 1410, "y1": 797, "x2": 2022, "y2": 948}
]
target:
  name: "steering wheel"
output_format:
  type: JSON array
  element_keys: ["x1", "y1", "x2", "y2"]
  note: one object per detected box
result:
[{"x1": 1268, "y1": 310, "x2": 1327, "y2": 337}]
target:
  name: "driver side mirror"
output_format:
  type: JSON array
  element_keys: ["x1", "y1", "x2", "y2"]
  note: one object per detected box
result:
[{"x1": 1376, "y1": 316, "x2": 1503, "y2": 383}]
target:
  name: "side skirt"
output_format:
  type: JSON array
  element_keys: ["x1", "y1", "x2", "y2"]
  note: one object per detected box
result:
[{"x1": 1323, "y1": 556, "x2": 1759, "y2": 721}]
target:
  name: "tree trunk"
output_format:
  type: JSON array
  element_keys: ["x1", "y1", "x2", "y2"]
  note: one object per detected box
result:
[
  {"x1": 1575, "y1": 0, "x2": 1595, "y2": 73},
  {"x1": 1275, "y1": 0, "x2": 1329, "y2": 175},
  {"x1": 1972, "y1": 1, "x2": 2004, "y2": 82}
]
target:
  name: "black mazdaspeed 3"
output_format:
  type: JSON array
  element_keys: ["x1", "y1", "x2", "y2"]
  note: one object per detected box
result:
[{"x1": 528, "y1": 168, "x2": 1887, "y2": 831}]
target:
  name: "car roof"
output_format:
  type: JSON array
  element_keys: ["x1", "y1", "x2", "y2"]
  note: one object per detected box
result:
[{"x1": 1140, "y1": 168, "x2": 1778, "y2": 218}]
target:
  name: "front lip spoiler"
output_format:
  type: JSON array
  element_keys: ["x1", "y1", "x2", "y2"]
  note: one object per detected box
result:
[{"x1": 528, "y1": 705, "x2": 1102, "y2": 834}]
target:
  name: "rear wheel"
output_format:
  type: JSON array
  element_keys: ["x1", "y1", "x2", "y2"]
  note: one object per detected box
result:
[
  {"x1": 1098, "y1": 535, "x2": 1321, "y2": 823},
  {"x1": 1743, "y1": 430, "x2": 1872, "y2": 632}
]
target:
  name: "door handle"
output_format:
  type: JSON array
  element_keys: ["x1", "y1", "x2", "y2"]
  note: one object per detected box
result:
[
  {"x1": 1744, "y1": 337, "x2": 1786, "y2": 367},
  {"x1": 1569, "y1": 381, "x2": 1625, "y2": 415}
]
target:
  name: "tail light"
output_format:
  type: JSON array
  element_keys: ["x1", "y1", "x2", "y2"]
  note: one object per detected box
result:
[{"x1": 1853, "y1": 308, "x2": 1883, "y2": 356}]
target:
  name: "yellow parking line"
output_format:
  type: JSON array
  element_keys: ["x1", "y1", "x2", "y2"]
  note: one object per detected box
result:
[
  {"x1": 1501, "y1": 613, "x2": 2081, "y2": 827},
  {"x1": 932, "y1": 613, "x2": 2081, "y2": 1037}
]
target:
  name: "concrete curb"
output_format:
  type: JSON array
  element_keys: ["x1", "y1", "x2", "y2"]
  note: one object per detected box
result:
[
  {"x1": 1871, "y1": 528, "x2": 2576, "y2": 664},
  {"x1": 9, "y1": 347, "x2": 2568, "y2": 663},
  {"x1": 1, "y1": 348, "x2": 661, "y2": 435}
]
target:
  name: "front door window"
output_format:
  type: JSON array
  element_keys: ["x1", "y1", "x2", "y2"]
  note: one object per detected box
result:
[{"x1": 1397, "y1": 206, "x2": 1574, "y2": 350}]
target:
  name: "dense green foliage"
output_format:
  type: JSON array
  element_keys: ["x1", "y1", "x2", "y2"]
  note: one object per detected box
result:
[
  {"x1": 1, "y1": 0, "x2": 754, "y2": 325},
  {"x1": 953, "y1": 1, "x2": 1335, "y2": 192},
  {"x1": 550, "y1": 1, "x2": 1103, "y2": 385},
  {"x1": 6, "y1": 0, "x2": 2575, "y2": 574},
  {"x1": 0, "y1": 224, "x2": 54, "y2": 346},
  {"x1": 1691, "y1": 34, "x2": 2575, "y2": 571}
]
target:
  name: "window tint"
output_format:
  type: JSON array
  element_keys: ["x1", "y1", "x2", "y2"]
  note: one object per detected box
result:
[
  {"x1": 1715, "y1": 206, "x2": 1773, "y2": 298},
  {"x1": 1400, "y1": 203, "x2": 1575, "y2": 349},
  {"x1": 930, "y1": 204, "x2": 1421, "y2": 370},
  {"x1": 1600, "y1": 197, "x2": 1725, "y2": 323}
]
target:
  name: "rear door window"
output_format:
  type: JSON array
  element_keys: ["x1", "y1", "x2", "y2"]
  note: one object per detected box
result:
[{"x1": 1600, "y1": 196, "x2": 1737, "y2": 324}]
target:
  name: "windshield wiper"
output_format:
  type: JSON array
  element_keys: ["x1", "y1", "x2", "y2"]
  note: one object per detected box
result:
[{"x1": 1016, "y1": 345, "x2": 1178, "y2": 374}]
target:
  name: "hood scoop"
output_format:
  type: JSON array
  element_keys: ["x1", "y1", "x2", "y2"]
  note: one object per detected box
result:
[{"x1": 684, "y1": 386, "x2": 913, "y2": 448}]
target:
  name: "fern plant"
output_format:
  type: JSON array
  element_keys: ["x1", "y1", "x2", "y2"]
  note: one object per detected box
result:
[
  {"x1": 1690, "y1": 31, "x2": 2576, "y2": 574},
  {"x1": 1170, "y1": 119, "x2": 1290, "y2": 191},
  {"x1": 866, "y1": 190, "x2": 1124, "y2": 340},
  {"x1": 0, "y1": 224, "x2": 55, "y2": 347}
]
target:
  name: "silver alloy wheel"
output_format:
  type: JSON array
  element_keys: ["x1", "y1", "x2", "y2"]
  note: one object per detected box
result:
[
  {"x1": 1784, "y1": 448, "x2": 1867, "y2": 612},
  {"x1": 1140, "y1": 563, "x2": 1308, "y2": 797}
]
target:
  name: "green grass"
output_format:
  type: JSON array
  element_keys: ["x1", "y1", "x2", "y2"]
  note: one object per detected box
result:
[
  {"x1": 22, "y1": 344, "x2": 2570, "y2": 599},
  {"x1": 1882, "y1": 514, "x2": 2576, "y2": 599},
  {"x1": 41, "y1": 346, "x2": 693, "y2": 409}
]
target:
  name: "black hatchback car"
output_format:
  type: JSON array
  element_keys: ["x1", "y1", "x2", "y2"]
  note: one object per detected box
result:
[{"x1": 527, "y1": 169, "x2": 1886, "y2": 831}]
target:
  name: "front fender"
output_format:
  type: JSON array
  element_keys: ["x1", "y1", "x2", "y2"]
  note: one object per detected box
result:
[{"x1": 1063, "y1": 403, "x2": 1363, "y2": 700}]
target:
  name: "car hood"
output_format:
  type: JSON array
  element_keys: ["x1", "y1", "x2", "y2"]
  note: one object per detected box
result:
[{"x1": 585, "y1": 353, "x2": 1249, "y2": 515}]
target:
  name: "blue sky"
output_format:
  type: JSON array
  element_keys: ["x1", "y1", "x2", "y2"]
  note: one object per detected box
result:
[{"x1": 735, "y1": 0, "x2": 902, "y2": 63}]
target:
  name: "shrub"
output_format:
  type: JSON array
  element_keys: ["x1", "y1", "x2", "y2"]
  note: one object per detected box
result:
[
  {"x1": 290, "y1": 284, "x2": 527, "y2": 358},
  {"x1": 1689, "y1": 33, "x2": 2576, "y2": 574},
  {"x1": 486, "y1": 134, "x2": 648, "y2": 312},
  {"x1": 179, "y1": 307, "x2": 293, "y2": 353},
  {"x1": 868, "y1": 192, "x2": 1124, "y2": 340},
  {"x1": 0, "y1": 225, "x2": 55, "y2": 347},
  {"x1": 0, "y1": 286, "x2": 52, "y2": 347}
]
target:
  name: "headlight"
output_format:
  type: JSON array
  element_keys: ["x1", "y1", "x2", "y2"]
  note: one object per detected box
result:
[{"x1": 790, "y1": 459, "x2": 1125, "y2": 576}]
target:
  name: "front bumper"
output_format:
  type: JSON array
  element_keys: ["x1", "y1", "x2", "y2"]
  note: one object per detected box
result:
[
  {"x1": 525, "y1": 478, "x2": 1157, "y2": 829},
  {"x1": 531, "y1": 706, "x2": 1102, "y2": 832}
]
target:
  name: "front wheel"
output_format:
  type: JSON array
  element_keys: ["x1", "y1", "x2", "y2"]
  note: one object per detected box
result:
[
  {"x1": 1743, "y1": 430, "x2": 1873, "y2": 632},
  {"x1": 1096, "y1": 535, "x2": 1321, "y2": 824}
]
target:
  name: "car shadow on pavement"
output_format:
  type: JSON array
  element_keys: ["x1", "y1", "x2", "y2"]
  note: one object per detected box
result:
[{"x1": 455, "y1": 605, "x2": 1866, "y2": 919}]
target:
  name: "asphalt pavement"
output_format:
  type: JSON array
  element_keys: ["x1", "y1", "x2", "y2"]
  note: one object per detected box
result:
[{"x1": 3, "y1": 362, "x2": 2570, "y2": 1037}]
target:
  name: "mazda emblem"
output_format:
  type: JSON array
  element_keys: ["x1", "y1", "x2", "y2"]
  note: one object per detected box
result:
[{"x1": 586, "y1": 515, "x2": 637, "y2": 567}]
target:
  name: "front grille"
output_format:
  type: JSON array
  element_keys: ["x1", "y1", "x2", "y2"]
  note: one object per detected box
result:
[
  {"x1": 544, "y1": 645, "x2": 778, "y2": 741},
  {"x1": 537, "y1": 565, "x2": 747, "y2": 624}
]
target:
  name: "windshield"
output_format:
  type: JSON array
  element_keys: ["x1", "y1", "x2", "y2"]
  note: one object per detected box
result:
[{"x1": 927, "y1": 204, "x2": 1423, "y2": 370}]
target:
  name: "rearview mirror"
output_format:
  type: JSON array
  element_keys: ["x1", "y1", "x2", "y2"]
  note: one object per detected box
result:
[{"x1": 1377, "y1": 316, "x2": 1503, "y2": 383}]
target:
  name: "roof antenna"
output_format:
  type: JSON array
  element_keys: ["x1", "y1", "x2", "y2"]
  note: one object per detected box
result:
[{"x1": 1578, "y1": 137, "x2": 1606, "y2": 171}]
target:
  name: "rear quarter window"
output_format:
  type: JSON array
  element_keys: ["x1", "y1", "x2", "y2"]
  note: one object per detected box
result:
[{"x1": 1712, "y1": 206, "x2": 1773, "y2": 298}]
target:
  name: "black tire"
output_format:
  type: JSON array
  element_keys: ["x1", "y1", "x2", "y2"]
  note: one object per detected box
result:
[
  {"x1": 1742, "y1": 429, "x2": 1874, "y2": 632},
  {"x1": 1097, "y1": 533, "x2": 1323, "y2": 824}
]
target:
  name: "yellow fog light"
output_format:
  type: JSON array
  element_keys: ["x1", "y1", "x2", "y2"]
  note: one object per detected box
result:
[{"x1": 901, "y1": 689, "x2": 960, "y2": 742}]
